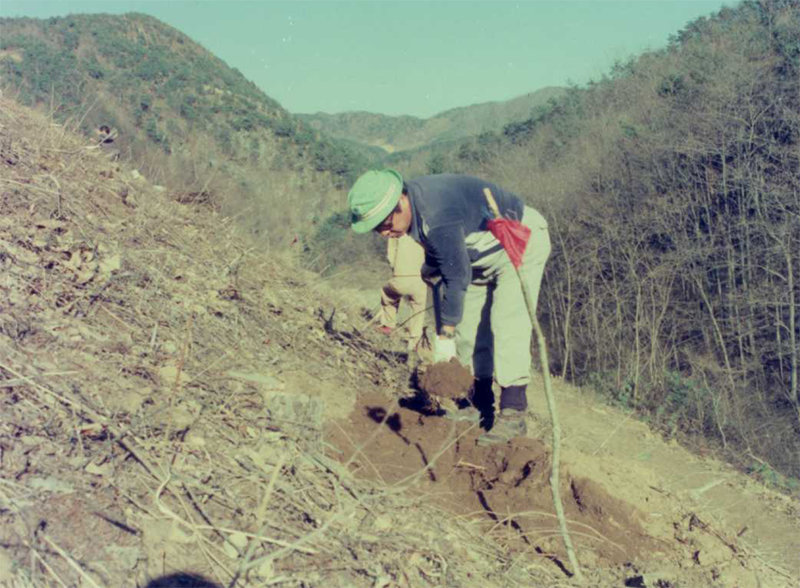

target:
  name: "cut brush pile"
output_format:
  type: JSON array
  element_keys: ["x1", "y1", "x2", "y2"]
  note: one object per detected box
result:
[{"x1": 0, "y1": 97, "x2": 562, "y2": 587}]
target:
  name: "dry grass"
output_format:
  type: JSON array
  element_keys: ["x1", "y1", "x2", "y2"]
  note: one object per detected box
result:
[{"x1": 0, "y1": 97, "x2": 562, "y2": 586}]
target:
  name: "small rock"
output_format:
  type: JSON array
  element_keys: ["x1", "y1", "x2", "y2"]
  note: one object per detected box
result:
[
  {"x1": 28, "y1": 477, "x2": 74, "y2": 494},
  {"x1": 373, "y1": 514, "x2": 392, "y2": 531},
  {"x1": 223, "y1": 531, "x2": 248, "y2": 559},
  {"x1": 184, "y1": 431, "x2": 206, "y2": 447}
]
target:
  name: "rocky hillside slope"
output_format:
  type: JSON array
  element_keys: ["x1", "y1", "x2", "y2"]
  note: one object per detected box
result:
[{"x1": 1, "y1": 97, "x2": 798, "y2": 587}]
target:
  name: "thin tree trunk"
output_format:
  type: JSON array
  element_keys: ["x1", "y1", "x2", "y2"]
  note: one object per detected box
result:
[
  {"x1": 529, "y1": 292, "x2": 584, "y2": 583},
  {"x1": 785, "y1": 245, "x2": 798, "y2": 423},
  {"x1": 557, "y1": 226, "x2": 574, "y2": 379},
  {"x1": 694, "y1": 274, "x2": 737, "y2": 394}
]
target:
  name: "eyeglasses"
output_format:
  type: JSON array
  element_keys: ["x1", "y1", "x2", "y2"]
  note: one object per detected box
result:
[{"x1": 373, "y1": 209, "x2": 396, "y2": 233}]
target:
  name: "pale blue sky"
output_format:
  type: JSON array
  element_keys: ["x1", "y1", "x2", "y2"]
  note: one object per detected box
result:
[{"x1": 1, "y1": 1, "x2": 733, "y2": 117}]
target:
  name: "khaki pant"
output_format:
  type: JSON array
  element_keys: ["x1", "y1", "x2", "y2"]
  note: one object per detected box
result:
[
  {"x1": 454, "y1": 206, "x2": 551, "y2": 387},
  {"x1": 380, "y1": 277, "x2": 428, "y2": 349}
]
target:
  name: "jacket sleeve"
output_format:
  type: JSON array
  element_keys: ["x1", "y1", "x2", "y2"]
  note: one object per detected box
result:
[{"x1": 425, "y1": 223, "x2": 471, "y2": 326}]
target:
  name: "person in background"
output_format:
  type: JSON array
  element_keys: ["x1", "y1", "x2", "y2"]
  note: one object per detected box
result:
[
  {"x1": 347, "y1": 169, "x2": 551, "y2": 445},
  {"x1": 378, "y1": 233, "x2": 428, "y2": 354}
]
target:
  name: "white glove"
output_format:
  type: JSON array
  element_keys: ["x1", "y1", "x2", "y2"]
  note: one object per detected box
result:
[{"x1": 433, "y1": 336, "x2": 457, "y2": 363}]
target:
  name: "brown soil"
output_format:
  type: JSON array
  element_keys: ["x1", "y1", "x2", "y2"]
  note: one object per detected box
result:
[
  {"x1": 327, "y1": 383, "x2": 800, "y2": 587},
  {"x1": 417, "y1": 359, "x2": 473, "y2": 403},
  {"x1": 328, "y1": 393, "x2": 659, "y2": 581}
]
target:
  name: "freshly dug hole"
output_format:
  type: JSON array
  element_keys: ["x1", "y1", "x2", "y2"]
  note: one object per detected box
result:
[{"x1": 329, "y1": 392, "x2": 662, "y2": 576}]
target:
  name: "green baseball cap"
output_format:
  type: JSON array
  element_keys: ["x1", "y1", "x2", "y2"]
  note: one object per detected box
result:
[{"x1": 347, "y1": 169, "x2": 403, "y2": 234}]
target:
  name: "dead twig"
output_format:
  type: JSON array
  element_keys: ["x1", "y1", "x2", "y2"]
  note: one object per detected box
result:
[
  {"x1": 40, "y1": 534, "x2": 102, "y2": 588},
  {"x1": 230, "y1": 453, "x2": 288, "y2": 587}
]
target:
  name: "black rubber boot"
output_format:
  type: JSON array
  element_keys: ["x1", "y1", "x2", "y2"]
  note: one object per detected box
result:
[{"x1": 499, "y1": 385, "x2": 528, "y2": 412}]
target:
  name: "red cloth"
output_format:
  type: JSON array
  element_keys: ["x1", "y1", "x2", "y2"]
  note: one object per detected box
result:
[{"x1": 487, "y1": 217, "x2": 531, "y2": 269}]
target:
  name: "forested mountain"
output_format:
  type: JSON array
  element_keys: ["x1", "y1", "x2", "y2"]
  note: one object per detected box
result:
[
  {"x1": 297, "y1": 87, "x2": 565, "y2": 155},
  {"x1": 466, "y1": 0, "x2": 799, "y2": 480},
  {"x1": 0, "y1": 12, "x2": 368, "y2": 242}
]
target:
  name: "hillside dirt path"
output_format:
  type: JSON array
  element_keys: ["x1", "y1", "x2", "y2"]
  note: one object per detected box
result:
[{"x1": 321, "y1": 367, "x2": 799, "y2": 587}]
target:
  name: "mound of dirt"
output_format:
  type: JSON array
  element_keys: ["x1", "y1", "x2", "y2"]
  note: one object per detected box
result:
[
  {"x1": 417, "y1": 359, "x2": 474, "y2": 402},
  {"x1": 328, "y1": 388, "x2": 800, "y2": 587},
  {"x1": 328, "y1": 393, "x2": 659, "y2": 582}
]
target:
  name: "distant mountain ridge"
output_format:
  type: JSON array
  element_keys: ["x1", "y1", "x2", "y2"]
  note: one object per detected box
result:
[{"x1": 297, "y1": 87, "x2": 566, "y2": 154}]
